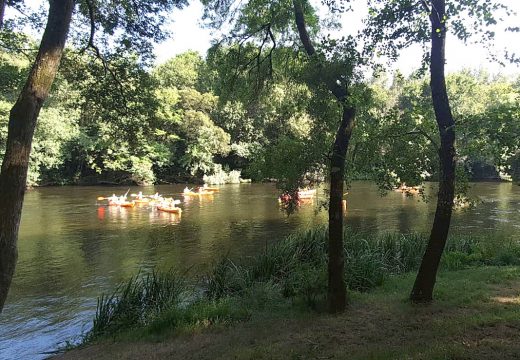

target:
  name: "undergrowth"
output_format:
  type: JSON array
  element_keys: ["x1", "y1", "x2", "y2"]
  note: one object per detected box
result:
[{"x1": 82, "y1": 227, "x2": 520, "y2": 344}]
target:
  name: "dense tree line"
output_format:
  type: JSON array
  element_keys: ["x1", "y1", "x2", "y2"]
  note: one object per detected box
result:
[{"x1": 1, "y1": 50, "x2": 517, "y2": 187}]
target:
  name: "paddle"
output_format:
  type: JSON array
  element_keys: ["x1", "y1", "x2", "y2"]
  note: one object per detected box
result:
[
  {"x1": 97, "y1": 190, "x2": 129, "y2": 201},
  {"x1": 131, "y1": 193, "x2": 158, "y2": 198},
  {"x1": 97, "y1": 195, "x2": 119, "y2": 201}
]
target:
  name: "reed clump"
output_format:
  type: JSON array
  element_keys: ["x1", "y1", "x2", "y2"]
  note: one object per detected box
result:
[{"x1": 85, "y1": 227, "x2": 520, "y2": 342}]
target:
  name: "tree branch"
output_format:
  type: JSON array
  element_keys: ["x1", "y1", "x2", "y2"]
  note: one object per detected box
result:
[
  {"x1": 79, "y1": 0, "x2": 130, "y2": 115},
  {"x1": 292, "y1": 0, "x2": 347, "y2": 101},
  {"x1": 292, "y1": 0, "x2": 315, "y2": 56},
  {"x1": 419, "y1": 0, "x2": 431, "y2": 14},
  {"x1": 391, "y1": 128, "x2": 440, "y2": 153}
]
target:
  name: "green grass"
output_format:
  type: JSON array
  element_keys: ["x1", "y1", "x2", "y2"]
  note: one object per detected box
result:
[
  {"x1": 81, "y1": 227, "x2": 520, "y2": 346},
  {"x1": 86, "y1": 270, "x2": 185, "y2": 341},
  {"x1": 66, "y1": 266, "x2": 520, "y2": 359}
]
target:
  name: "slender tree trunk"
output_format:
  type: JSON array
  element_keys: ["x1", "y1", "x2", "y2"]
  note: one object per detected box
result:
[
  {"x1": 410, "y1": 0, "x2": 456, "y2": 303},
  {"x1": 293, "y1": 0, "x2": 356, "y2": 313},
  {"x1": 0, "y1": 0, "x2": 6, "y2": 29},
  {"x1": 0, "y1": 0, "x2": 74, "y2": 313},
  {"x1": 328, "y1": 105, "x2": 355, "y2": 312}
]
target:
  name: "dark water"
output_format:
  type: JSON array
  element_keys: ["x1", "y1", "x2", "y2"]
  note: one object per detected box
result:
[{"x1": 0, "y1": 182, "x2": 519, "y2": 359}]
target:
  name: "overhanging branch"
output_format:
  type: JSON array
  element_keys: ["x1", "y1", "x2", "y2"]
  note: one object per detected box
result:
[
  {"x1": 391, "y1": 128, "x2": 440, "y2": 154},
  {"x1": 79, "y1": 0, "x2": 130, "y2": 115},
  {"x1": 292, "y1": 0, "x2": 347, "y2": 101}
]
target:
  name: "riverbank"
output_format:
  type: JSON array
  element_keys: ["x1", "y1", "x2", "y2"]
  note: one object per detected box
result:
[
  {"x1": 57, "y1": 266, "x2": 520, "y2": 359},
  {"x1": 55, "y1": 227, "x2": 520, "y2": 359}
]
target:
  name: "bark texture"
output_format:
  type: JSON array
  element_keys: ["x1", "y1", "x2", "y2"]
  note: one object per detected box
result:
[
  {"x1": 327, "y1": 105, "x2": 355, "y2": 312},
  {"x1": 410, "y1": 0, "x2": 456, "y2": 303},
  {"x1": 0, "y1": 0, "x2": 5, "y2": 29},
  {"x1": 0, "y1": 0, "x2": 74, "y2": 312},
  {"x1": 293, "y1": 0, "x2": 356, "y2": 313}
]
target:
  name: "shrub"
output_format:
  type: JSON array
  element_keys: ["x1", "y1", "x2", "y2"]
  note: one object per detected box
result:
[
  {"x1": 203, "y1": 164, "x2": 243, "y2": 185},
  {"x1": 88, "y1": 270, "x2": 184, "y2": 340}
]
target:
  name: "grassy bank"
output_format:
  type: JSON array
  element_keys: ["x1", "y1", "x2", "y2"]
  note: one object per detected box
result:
[
  {"x1": 69, "y1": 228, "x2": 520, "y2": 355},
  {"x1": 59, "y1": 266, "x2": 520, "y2": 359}
]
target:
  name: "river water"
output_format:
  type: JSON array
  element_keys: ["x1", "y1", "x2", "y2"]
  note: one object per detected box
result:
[{"x1": 0, "y1": 182, "x2": 519, "y2": 359}]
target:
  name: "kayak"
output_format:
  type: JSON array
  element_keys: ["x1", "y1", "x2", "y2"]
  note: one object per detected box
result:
[
  {"x1": 395, "y1": 186, "x2": 420, "y2": 194},
  {"x1": 298, "y1": 189, "x2": 316, "y2": 199},
  {"x1": 183, "y1": 191, "x2": 214, "y2": 196},
  {"x1": 134, "y1": 198, "x2": 151, "y2": 204},
  {"x1": 157, "y1": 206, "x2": 182, "y2": 214},
  {"x1": 198, "y1": 186, "x2": 220, "y2": 192},
  {"x1": 108, "y1": 200, "x2": 133, "y2": 206}
]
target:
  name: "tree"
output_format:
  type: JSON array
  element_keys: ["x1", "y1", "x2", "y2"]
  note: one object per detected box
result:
[
  {"x1": 292, "y1": 0, "x2": 356, "y2": 313},
  {"x1": 408, "y1": 0, "x2": 458, "y2": 303},
  {"x1": 365, "y1": 0, "x2": 512, "y2": 302},
  {"x1": 0, "y1": 0, "x2": 187, "y2": 313},
  {"x1": 0, "y1": 0, "x2": 75, "y2": 313},
  {"x1": 202, "y1": 0, "x2": 365, "y2": 312},
  {"x1": 0, "y1": 0, "x2": 4, "y2": 29}
]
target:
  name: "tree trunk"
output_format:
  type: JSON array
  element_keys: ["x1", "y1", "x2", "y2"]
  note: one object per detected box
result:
[
  {"x1": 0, "y1": 0, "x2": 5, "y2": 29},
  {"x1": 292, "y1": 0, "x2": 356, "y2": 313},
  {"x1": 328, "y1": 105, "x2": 355, "y2": 312},
  {"x1": 410, "y1": 0, "x2": 456, "y2": 303},
  {"x1": 0, "y1": 0, "x2": 74, "y2": 313}
]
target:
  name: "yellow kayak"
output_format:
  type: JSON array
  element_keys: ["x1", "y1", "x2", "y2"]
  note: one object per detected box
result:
[
  {"x1": 183, "y1": 191, "x2": 214, "y2": 196},
  {"x1": 157, "y1": 206, "x2": 182, "y2": 214},
  {"x1": 134, "y1": 198, "x2": 151, "y2": 204},
  {"x1": 198, "y1": 186, "x2": 220, "y2": 192}
]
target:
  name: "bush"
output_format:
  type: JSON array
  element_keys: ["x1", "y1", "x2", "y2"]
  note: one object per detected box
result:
[
  {"x1": 203, "y1": 164, "x2": 243, "y2": 185},
  {"x1": 129, "y1": 156, "x2": 155, "y2": 185},
  {"x1": 87, "y1": 270, "x2": 184, "y2": 340}
]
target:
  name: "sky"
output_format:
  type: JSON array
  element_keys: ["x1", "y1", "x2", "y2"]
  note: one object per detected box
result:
[
  {"x1": 11, "y1": 0, "x2": 520, "y2": 76},
  {"x1": 155, "y1": 0, "x2": 520, "y2": 76}
]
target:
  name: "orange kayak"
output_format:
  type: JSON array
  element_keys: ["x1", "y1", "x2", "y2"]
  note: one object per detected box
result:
[
  {"x1": 108, "y1": 200, "x2": 134, "y2": 207},
  {"x1": 157, "y1": 206, "x2": 182, "y2": 214}
]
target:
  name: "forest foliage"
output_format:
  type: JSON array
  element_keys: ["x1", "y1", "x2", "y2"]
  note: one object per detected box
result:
[{"x1": 0, "y1": 42, "x2": 519, "y2": 187}]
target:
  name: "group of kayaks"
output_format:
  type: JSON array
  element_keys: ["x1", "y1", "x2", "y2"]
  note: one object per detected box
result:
[
  {"x1": 394, "y1": 184, "x2": 422, "y2": 195},
  {"x1": 97, "y1": 185, "x2": 220, "y2": 215},
  {"x1": 278, "y1": 188, "x2": 317, "y2": 206}
]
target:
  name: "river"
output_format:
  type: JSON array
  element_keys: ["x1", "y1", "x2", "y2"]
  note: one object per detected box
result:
[{"x1": 0, "y1": 182, "x2": 519, "y2": 359}]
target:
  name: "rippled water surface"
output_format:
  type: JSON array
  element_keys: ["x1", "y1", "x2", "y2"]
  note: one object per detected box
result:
[{"x1": 1, "y1": 182, "x2": 519, "y2": 359}]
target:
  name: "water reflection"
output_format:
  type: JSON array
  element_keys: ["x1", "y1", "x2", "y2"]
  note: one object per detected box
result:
[{"x1": 0, "y1": 182, "x2": 518, "y2": 358}]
